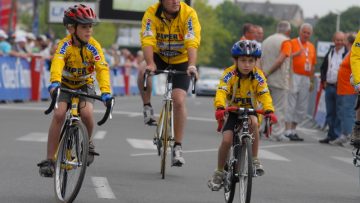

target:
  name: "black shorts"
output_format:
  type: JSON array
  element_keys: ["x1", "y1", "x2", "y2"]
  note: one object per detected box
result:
[
  {"x1": 154, "y1": 54, "x2": 190, "y2": 92},
  {"x1": 59, "y1": 84, "x2": 96, "y2": 104},
  {"x1": 222, "y1": 112, "x2": 257, "y2": 132}
]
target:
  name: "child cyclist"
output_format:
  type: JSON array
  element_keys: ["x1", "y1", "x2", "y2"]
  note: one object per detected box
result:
[
  {"x1": 37, "y1": 4, "x2": 112, "y2": 177},
  {"x1": 208, "y1": 40, "x2": 277, "y2": 191}
]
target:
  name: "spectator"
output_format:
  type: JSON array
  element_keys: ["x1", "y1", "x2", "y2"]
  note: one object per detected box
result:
[
  {"x1": 26, "y1": 32, "x2": 36, "y2": 53},
  {"x1": 240, "y1": 23, "x2": 256, "y2": 40},
  {"x1": 330, "y1": 33, "x2": 357, "y2": 146},
  {"x1": 0, "y1": 29, "x2": 11, "y2": 56},
  {"x1": 284, "y1": 23, "x2": 317, "y2": 141},
  {"x1": 34, "y1": 35, "x2": 51, "y2": 59},
  {"x1": 10, "y1": 35, "x2": 31, "y2": 59},
  {"x1": 261, "y1": 21, "x2": 292, "y2": 141},
  {"x1": 255, "y1": 25, "x2": 264, "y2": 43},
  {"x1": 319, "y1": 31, "x2": 347, "y2": 144}
]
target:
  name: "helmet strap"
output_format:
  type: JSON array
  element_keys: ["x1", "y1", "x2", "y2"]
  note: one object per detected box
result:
[{"x1": 72, "y1": 25, "x2": 86, "y2": 63}]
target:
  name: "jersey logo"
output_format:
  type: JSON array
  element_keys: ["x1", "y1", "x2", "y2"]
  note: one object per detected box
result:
[
  {"x1": 143, "y1": 18, "x2": 153, "y2": 37},
  {"x1": 59, "y1": 40, "x2": 71, "y2": 55},
  {"x1": 185, "y1": 17, "x2": 195, "y2": 40},
  {"x1": 254, "y1": 72, "x2": 264, "y2": 86},
  {"x1": 355, "y1": 42, "x2": 360, "y2": 47},
  {"x1": 223, "y1": 70, "x2": 236, "y2": 83},
  {"x1": 86, "y1": 44, "x2": 101, "y2": 61}
]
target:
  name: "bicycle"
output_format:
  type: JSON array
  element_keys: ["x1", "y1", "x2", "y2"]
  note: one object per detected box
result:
[
  {"x1": 143, "y1": 69, "x2": 195, "y2": 179},
  {"x1": 353, "y1": 147, "x2": 360, "y2": 188},
  {"x1": 44, "y1": 87, "x2": 114, "y2": 203},
  {"x1": 221, "y1": 106, "x2": 269, "y2": 203}
]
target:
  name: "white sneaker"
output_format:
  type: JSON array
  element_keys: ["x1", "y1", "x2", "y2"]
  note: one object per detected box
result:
[
  {"x1": 271, "y1": 134, "x2": 290, "y2": 142},
  {"x1": 172, "y1": 145, "x2": 185, "y2": 166},
  {"x1": 143, "y1": 105, "x2": 157, "y2": 126},
  {"x1": 253, "y1": 158, "x2": 265, "y2": 176},
  {"x1": 330, "y1": 135, "x2": 350, "y2": 146},
  {"x1": 207, "y1": 170, "x2": 224, "y2": 191}
]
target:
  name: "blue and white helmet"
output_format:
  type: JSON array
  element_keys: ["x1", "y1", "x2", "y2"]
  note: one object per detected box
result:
[{"x1": 231, "y1": 40, "x2": 261, "y2": 58}]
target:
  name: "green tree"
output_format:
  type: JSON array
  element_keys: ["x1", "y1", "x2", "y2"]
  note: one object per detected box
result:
[{"x1": 314, "y1": 6, "x2": 360, "y2": 41}]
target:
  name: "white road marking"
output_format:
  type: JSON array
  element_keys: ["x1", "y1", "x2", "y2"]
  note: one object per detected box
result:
[
  {"x1": 91, "y1": 177, "x2": 116, "y2": 199},
  {"x1": 332, "y1": 156, "x2": 354, "y2": 165},
  {"x1": 0, "y1": 105, "x2": 215, "y2": 122},
  {"x1": 17, "y1": 133, "x2": 47, "y2": 142},
  {"x1": 259, "y1": 149, "x2": 290, "y2": 161},
  {"x1": 127, "y1": 138, "x2": 156, "y2": 150},
  {"x1": 93, "y1": 131, "x2": 107, "y2": 140}
]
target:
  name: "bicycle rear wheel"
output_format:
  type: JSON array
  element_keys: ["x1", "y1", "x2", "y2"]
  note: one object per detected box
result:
[
  {"x1": 54, "y1": 122, "x2": 89, "y2": 203},
  {"x1": 238, "y1": 137, "x2": 253, "y2": 203}
]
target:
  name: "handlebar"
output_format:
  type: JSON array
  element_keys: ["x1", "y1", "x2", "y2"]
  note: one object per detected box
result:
[
  {"x1": 143, "y1": 69, "x2": 196, "y2": 94},
  {"x1": 44, "y1": 87, "x2": 115, "y2": 126},
  {"x1": 224, "y1": 106, "x2": 265, "y2": 115}
]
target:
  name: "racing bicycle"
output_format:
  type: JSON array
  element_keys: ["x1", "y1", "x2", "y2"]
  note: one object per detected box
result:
[
  {"x1": 221, "y1": 106, "x2": 270, "y2": 203},
  {"x1": 144, "y1": 69, "x2": 195, "y2": 179},
  {"x1": 44, "y1": 87, "x2": 114, "y2": 203}
]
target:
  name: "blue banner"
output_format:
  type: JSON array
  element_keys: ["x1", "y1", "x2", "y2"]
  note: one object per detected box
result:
[{"x1": 0, "y1": 57, "x2": 31, "y2": 101}]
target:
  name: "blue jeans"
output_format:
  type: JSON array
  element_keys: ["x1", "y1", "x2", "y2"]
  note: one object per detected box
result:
[
  {"x1": 325, "y1": 85, "x2": 340, "y2": 140},
  {"x1": 337, "y1": 94, "x2": 357, "y2": 135}
]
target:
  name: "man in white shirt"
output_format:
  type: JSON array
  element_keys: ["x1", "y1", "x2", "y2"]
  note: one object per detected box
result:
[{"x1": 319, "y1": 31, "x2": 347, "y2": 144}]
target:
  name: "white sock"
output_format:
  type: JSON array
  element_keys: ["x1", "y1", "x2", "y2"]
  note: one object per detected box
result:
[{"x1": 291, "y1": 129, "x2": 296, "y2": 135}]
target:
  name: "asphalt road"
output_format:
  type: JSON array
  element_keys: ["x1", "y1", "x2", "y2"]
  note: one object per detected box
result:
[{"x1": 0, "y1": 95, "x2": 359, "y2": 203}]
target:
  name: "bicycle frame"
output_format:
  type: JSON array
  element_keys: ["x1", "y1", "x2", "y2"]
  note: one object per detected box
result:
[
  {"x1": 45, "y1": 87, "x2": 114, "y2": 202},
  {"x1": 144, "y1": 69, "x2": 195, "y2": 179}
]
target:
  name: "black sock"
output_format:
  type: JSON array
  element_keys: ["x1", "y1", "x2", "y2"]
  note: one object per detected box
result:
[
  {"x1": 144, "y1": 103, "x2": 152, "y2": 107},
  {"x1": 174, "y1": 142, "x2": 182, "y2": 147}
]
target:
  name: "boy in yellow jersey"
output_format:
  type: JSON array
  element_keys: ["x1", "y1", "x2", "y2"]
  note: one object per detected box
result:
[
  {"x1": 208, "y1": 40, "x2": 277, "y2": 191},
  {"x1": 37, "y1": 4, "x2": 112, "y2": 177}
]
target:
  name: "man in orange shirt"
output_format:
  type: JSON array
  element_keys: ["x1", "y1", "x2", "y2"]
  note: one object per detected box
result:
[{"x1": 284, "y1": 23, "x2": 316, "y2": 141}]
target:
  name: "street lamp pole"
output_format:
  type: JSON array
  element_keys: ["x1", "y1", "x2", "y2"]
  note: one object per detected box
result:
[
  {"x1": 335, "y1": 9, "x2": 342, "y2": 32},
  {"x1": 336, "y1": 13, "x2": 341, "y2": 31}
]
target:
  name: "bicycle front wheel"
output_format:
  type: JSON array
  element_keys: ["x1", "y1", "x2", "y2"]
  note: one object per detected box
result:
[
  {"x1": 160, "y1": 102, "x2": 171, "y2": 179},
  {"x1": 238, "y1": 137, "x2": 253, "y2": 203},
  {"x1": 224, "y1": 160, "x2": 236, "y2": 203},
  {"x1": 54, "y1": 122, "x2": 89, "y2": 203}
]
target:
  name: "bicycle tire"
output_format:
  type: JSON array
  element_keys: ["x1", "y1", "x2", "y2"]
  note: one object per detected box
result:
[
  {"x1": 155, "y1": 107, "x2": 165, "y2": 156},
  {"x1": 224, "y1": 160, "x2": 236, "y2": 203},
  {"x1": 54, "y1": 122, "x2": 89, "y2": 203},
  {"x1": 160, "y1": 102, "x2": 170, "y2": 179},
  {"x1": 238, "y1": 136, "x2": 253, "y2": 203}
]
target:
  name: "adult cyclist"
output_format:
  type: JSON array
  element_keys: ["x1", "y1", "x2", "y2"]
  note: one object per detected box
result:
[
  {"x1": 137, "y1": 0, "x2": 201, "y2": 166},
  {"x1": 37, "y1": 4, "x2": 112, "y2": 177}
]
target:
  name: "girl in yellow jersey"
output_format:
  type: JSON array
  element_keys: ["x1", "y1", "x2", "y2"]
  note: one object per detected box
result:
[
  {"x1": 208, "y1": 40, "x2": 277, "y2": 191},
  {"x1": 37, "y1": 4, "x2": 112, "y2": 177}
]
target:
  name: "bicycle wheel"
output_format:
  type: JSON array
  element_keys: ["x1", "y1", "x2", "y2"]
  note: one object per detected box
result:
[
  {"x1": 238, "y1": 136, "x2": 253, "y2": 203},
  {"x1": 54, "y1": 122, "x2": 89, "y2": 203},
  {"x1": 224, "y1": 159, "x2": 236, "y2": 203},
  {"x1": 160, "y1": 102, "x2": 170, "y2": 179},
  {"x1": 154, "y1": 107, "x2": 165, "y2": 156}
]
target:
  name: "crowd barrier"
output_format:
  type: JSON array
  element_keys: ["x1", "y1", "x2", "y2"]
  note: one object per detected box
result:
[{"x1": 0, "y1": 56, "x2": 140, "y2": 101}]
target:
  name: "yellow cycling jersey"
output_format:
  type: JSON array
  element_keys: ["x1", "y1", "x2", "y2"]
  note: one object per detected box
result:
[
  {"x1": 50, "y1": 35, "x2": 111, "y2": 93},
  {"x1": 214, "y1": 65, "x2": 274, "y2": 112},
  {"x1": 140, "y1": 2, "x2": 201, "y2": 64},
  {"x1": 351, "y1": 31, "x2": 360, "y2": 85}
]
